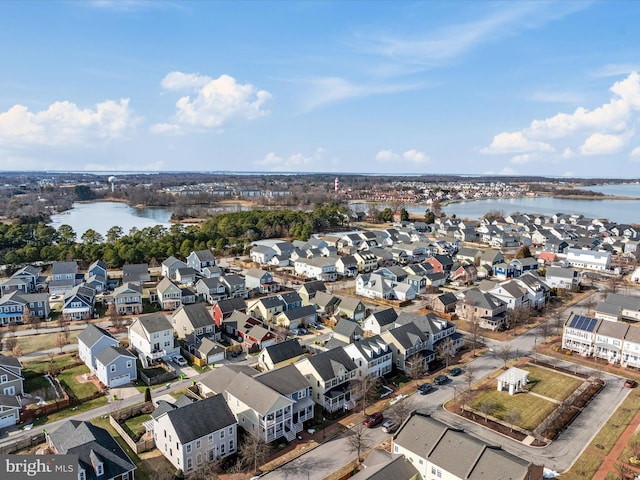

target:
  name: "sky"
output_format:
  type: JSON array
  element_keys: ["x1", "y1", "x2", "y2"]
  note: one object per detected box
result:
[{"x1": 1, "y1": 1, "x2": 640, "y2": 178}]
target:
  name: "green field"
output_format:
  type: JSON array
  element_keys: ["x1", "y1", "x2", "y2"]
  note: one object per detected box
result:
[
  {"x1": 57, "y1": 365, "x2": 99, "y2": 399},
  {"x1": 470, "y1": 389, "x2": 557, "y2": 431},
  {"x1": 521, "y1": 365, "x2": 583, "y2": 401},
  {"x1": 17, "y1": 331, "x2": 80, "y2": 355}
]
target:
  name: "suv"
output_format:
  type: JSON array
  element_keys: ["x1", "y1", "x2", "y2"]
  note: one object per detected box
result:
[
  {"x1": 172, "y1": 355, "x2": 188, "y2": 367},
  {"x1": 418, "y1": 383, "x2": 434, "y2": 395},
  {"x1": 382, "y1": 419, "x2": 399, "y2": 433},
  {"x1": 434, "y1": 375, "x2": 449, "y2": 385},
  {"x1": 363, "y1": 412, "x2": 384, "y2": 428},
  {"x1": 624, "y1": 379, "x2": 637, "y2": 388},
  {"x1": 449, "y1": 367, "x2": 462, "y2": 377}
]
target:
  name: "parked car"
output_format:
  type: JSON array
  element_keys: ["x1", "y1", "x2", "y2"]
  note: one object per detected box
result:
[
  {"x1": 291, "y1": 328, "x2": 301, "y2": 336},
  {"x1": 382, "y1": 419, "x2": 399, "y2": 433},
  {"x1": 172, "y1": 354, "x2": 188, "y2": 367},
  {"x1": 624, "y1": 379, "x2": 637, "y2": 388},
  {"x1": 418, "y1": 383, "x2": 434, "y2": 395},
  {"x1": 230, "y1": 350, "x2": 242, "y2": 358},
  {"x1": 363, "y1": 412, "x2": 384, "y2": 428},
  {"x1": 449, "y1": 367, "x2": 462, "y2": 377},
  {"x1": 434, "y1": 375, "x2": 449, "y2": 385},
  {"x1": 298, "y1": 328, "x2": 308, "y2": 335}
]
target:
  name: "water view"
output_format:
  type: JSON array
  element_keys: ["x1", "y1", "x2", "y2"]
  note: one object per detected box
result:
[{"x1": 48, "y1": 202, "x2": 173, "y2": 238}]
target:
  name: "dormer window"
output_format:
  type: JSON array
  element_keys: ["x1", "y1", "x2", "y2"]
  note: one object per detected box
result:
[
  {"x1": 0, "y1": 375, "x2": 7, "y2": 383},
  {"x1": 78, "y1": 468, "x2": 86, "y2": 480},
  {"x1": 96, "y1": 463, "x2": 104, "y2": 476}
]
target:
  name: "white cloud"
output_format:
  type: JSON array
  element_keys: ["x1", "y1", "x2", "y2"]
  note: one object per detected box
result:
[
  {"x1": 376, "y1": 149, "x2": 429, "y2": 163},
  {"x1": 592, "y1": 63, "x2": 640, "y2": 78},
  {"x1": 255, "y1": 148, "x2": 329, "y2": 171},
  {"x1": 482, "y1": 132, "x2": 554, "y2": 154},
  {"x1": 631, "y1": 146, "x2": 640, "y2": 158},
  {"x1": 149, "y1": 123, "x2": 182, "y2": 135},
  {"x1": 500, "y1": 166, "x2": 517, "y2": 175},
  {"x1": 154, "y1": 72, "x2": 271, "y2": 132},
  {"x1": 579, "y1": 133, "x2": 627, "y2": 155},
  {"x1": 483, "y1": 72, "x2": 640, "y2": 160},
  {"x1": 0, "y1": 99, "x2": 139, "y2": 146},
  {"x1": 511, "y1": 154, "x2": 534, "y2": 164}
]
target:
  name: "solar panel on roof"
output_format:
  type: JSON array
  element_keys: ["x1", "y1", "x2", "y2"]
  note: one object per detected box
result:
[{"x1": 570, "y1": 314, "x2": 598, "y2": 332}]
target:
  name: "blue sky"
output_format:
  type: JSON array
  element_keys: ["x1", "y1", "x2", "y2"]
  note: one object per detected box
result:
[{"x1": 1, "y1": 1, "x2": 640, "y2": 177}]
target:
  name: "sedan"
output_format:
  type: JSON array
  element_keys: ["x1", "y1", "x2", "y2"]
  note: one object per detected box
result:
[
  {"x1": 363, "y1": 412, "x2": 384, "y2": 428},
  {"x1": 418, "y1": 383, "x2": 434, "y2": 395},
  {"x1": 434, "y1": 375, "x2": 449, "y2": 385},
  {"x1": 624, "y1": 379, "x2": 637, "y2": 388},
  {"x1": 172, "y1": 355, "x2": 188, "y2": 367},
  {"x1": 449, "y1": 367, "x2": 462, "y2": 377}
]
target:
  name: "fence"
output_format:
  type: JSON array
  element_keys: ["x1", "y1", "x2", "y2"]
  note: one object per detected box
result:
[
  {"x1": 109, "y1": 401, "x2": 156, "y2": 454},
  {"x1": 139, "y1": 366, "x2": 178, "y2": 386},
  {"x1": 0, "y1": 433, "x2": 46, "y2": 455}
]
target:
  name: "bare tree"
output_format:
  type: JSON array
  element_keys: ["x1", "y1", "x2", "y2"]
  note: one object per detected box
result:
[
  {"x1": 107, "y1": 302, "x2": 124, "y2": 330},
  {"x1": 551, "y1": 309, "x2": 565, "y2": 335},
  {"x1": 347, "y1": 423, "x2": 372, "y2": 465},
  {"x1": 272, "y1": 324, "x2": 290, "y2": 343},
  {"x1": 584, "y1": 292, "x2": 597, "y2": 315},
  {"x1": 614, "y1": 463, "x2": 635, "y2": 480},
  {"x1": 463, "y1": 365, "x2": 476, "y2": 391},
  {"x1": 504, "y1": 410, "x2": 522, "y2": 432},
  {"x1": 476, "y1": 400, "x2": 496, "y2": 423},
  {"x1": 54, "y1": 332, "x2": 68, "y2": 354},
  {"x1": 351, "y1": 376, "x2": 381, "y2": 416},
  {"x1": 12, "y1": 344, "x2": 22, "y2": 358},
  {"x1": 407, "y1": 353, "x2": 425, "y2": 388},
  {"x1": 538, "y1": 320, "x2": 552, "y2": 343},
  {"x1": 237, "y1": 433, "x2": 271, "y2": 474},
  {"x1": 184, "y1": 458, "x2": 222, "y2": 480},
  {"x1": 24, "y1": 306, "x2": 41, "y2": 332},
  {"x1": 388, "y1": 397, "x2": 412, "y2": 425},
  {"x1": 4, "y1": 334, "x2": 17, "y2": 353},
  {"x1": 436, "y1": 337, "x2": 454, "y2": 372},
  {"x1": 467, "y1": 321, "x2": 482, "y2": 357},
  {"x1": 0, "y1": 329, "x2": 4, "y2": 352},
  {"x1": 497, "y1": 344, "x2": 512, "y2": 369}
]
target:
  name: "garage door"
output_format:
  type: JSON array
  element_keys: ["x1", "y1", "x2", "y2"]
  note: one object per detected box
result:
[
  {"x1": 0, "y1": 412, "x2": 16, "y2": 429},
  {"x1": 110, "y1": 374, "x2": 130, "y2": 387}
]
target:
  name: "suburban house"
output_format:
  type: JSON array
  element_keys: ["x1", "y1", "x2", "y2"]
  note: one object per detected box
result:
[
  {"x1": 566, "y1": 247, "x2": 611, "y2": 271},
  {"x1": 175, "y1": 267, "x2": 198, "y2": 286},
  {"x1": 335, "y1": 296, "x2": 367, "y2": 322},
  {"x1": 245, "y1": 268, "x2": 279, "y2": 294},
  {"x1": 254, "y1": 365, "x2": 315, "y2": 434},
  {"x1": 185, "y1": 334, "x2": 226, "y2": 366},
  {"x1": 294, "y1": 348, "x2": 359, "y2": 413},
  {"x1": 247, "y1": 296, "x2": 286, "y2": 324},
  {"x1": 61, "y1": 284, "x2": 96, "y2": 321},
  {"x1": 0, "y1": 291, "x2": 50, "y2": 325},
  {"x1": 155, "y1": 277, "x2": 182, "y2": 311},
  {"x1": 257, "y1": 339, "x2": 306, "y2": 371},
  {"x1": 95, "y1": 346, "x2": 137, "y2": 388},
  {"x1": 200, "y1": 369, "x2": 296, "y2": 442},
  {"x1": 0, "y1": 393, "x2": 21, "y2": 430},
  {"x1": 172, "y1": 303, "x2": 216, "y2": 339},
  {"x1": 49, "y1": 261, "x2": 82, "y2": 296},
  {"x1": 152, "y1": 394, "x2": 236, "y2": 475},
  {"x1": 220, "y1": 274, "x2": 248, "y2": 299},
  {"x1": 212, "y1": 297, "x2": 247, "y2": 327},
  {"x1": 128, "y1": 313, "x2": 179, "y2": 365},
  {"x1": 250, "y1": 245, "x2": 276, "y2": 265},
  {"x1": 161, "y1": 256, "x2": 188, "y2": 281},
  {"x1": 353, "y1": 251, "x2": 378, "y2": 273},
  {"x1": 362, "y1": 308, "x2": 399, "y2": 335},
  {"x1": 343, "y1": 335, "x2": 393, "y2": 379},
  {"x1": 1, "y1": 265, "x2": 44, "y2": 296},
  {"x1": 122, "y1": 263, "x2": 151, "y2": 285},
  {"x1": 311, "y1": 291, "x2": 341, "y2": 316},
  {"x1": 327, "y1": 318, "x2": 364, "y2": 349},
  {"x1": 488, "y1": 280, "x2": 529, "y2": 310},
  {"x1": 432, "y1": 292, "x2": 458, "y2": 315},
  {"x1": 599, "y1": 293, "x2": 640, "y2": 322},
  {"x1": 86, "y1": 260, "x2": 108, "y2": 292},
  {"x1": 195, "y1": 277, "x2": 228, "y2": 304},
  {"x1": 545, "y1": 266, "x2": 580, "y2": 291},
  {"x1": 242, "y1": 325, "x2": 277, "y2": 352},
  {"x1": 393, "y1": 412, "x2": 543, "y2": 480},
  {"x1": 218, "y1": 310, "x2": 260, "y2": 339},
  {"x1": 112, "y1": 282, "x2": 144, "y2": 315},
  {"x1": 0, "y1": 354, "x2": 23, "y2": 428},
  {"x1": 46, "y1": 420, "x2": 137, "y2": 480},
  {"x1": 293, "y1": 257, "x2": 338, "y2": 281},
  {"x1": 456, "y1": 287, "x2": 507, "y2": 330},
  {"x1": 187, "y1": 249, "x2": 217, "y2": 276},
  {"x1": 77, "y1": 324, "x2": 119, "y2": 373},
  {"x1": 562, "y1": 314, "x2": 600, "y2": 356},
  {"x1": 298, "y1": 280, "x2": 327, "y2": 305},
  {"x1": 381, "y1": 322, "x2": 432, "y2": 373},
  {"x1": 335, "y1": 255, "x2": 358, "y2": 277},
  {"x1": 276, "y1": 305, "x2": 318, "y2": 330}
]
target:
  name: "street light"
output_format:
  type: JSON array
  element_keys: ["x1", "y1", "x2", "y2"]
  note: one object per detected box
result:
[{"x1": 322, "y1": 416, "x2": 326, "y2": 440}]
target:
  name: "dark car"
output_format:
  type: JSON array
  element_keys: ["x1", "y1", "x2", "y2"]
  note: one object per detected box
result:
[
  {"x1": 449, "y1": 367, "x2": 462, "y2": 377},
  {"x1": 230, "y1": 350, "x2": 242, "y2": 358},
  {"x1": 624, "y1": 379, "x2": 637, "y2": 388},
  {"x1": 363, "y1": 412, "x2": 384, "y2": 428},
  {"x1": 434, "y1": 375, "x2": 449, "y2": 385},
  {"x1": 418, "y1": 383, "x2": 434, "y2": 395}
]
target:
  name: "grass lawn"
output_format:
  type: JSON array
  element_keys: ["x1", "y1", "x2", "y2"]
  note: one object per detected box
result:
[
  {"x1": 57, "y1": 365, "x2": 99, "y2": 399},
  {"x1": 33, "y1": 396, "x2": 108, "y2": 426},
  {"x1": 17, "y1": 331, "x2": 80, "y2": 355},
  {"x1": 589, "y1": 392, "x2": 640, "y2": 455},
  {"x1": 24, "y1": 375, "x2": 55, "y2": 399},
  {"x1": 470, "y1": 390, "x2": 557, "y2": 431},
  {"x1": 123, "y1": 414, "x2": 152, "y2": 442},
  {"x1": 141, "y1": 366, "x2": 165, "y2": 377},
  {"x1": 23, "y1": 354, "x2": 79, "y2": 376},
  {"x1": 521, "y1": 365, "x2": 583, "y2": 401},
  {"x1": 559, "y1": 454, "x2": 603, "y2": 480}
]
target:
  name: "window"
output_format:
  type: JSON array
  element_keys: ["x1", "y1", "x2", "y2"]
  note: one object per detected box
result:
[
  {"x1": 229, "y1": 440, "x2": 234, "y2": 451},
  {"x1": 220, "y1": 430, "x2": 225, "y2": 439},
  {"x1": 186, "y1": 458, "x2": 192, "y2": 471},
  {"x1": 208, "y1": 434, "x2": 213, "y2": 444},
  {"x1": 126, "y1": 361, "x2": 133, "y2": 369},
  {"x1": 220, "y1": 444, "x2": 225, "y2": 455},
  {"x1": 79, "y1": 469, "x2": 86, "y2": 480},
  {"x1": 196, "y1": 440, "x2": 201, "y2": 449},
  {"x1": 110, "y1": 365, "x2": 116, "y2": 373},
  {"x1": 186, "y1": 444, "x2": 191, "y2": 453},
  {"x1": 122, "y1": 473, "x2": 129, "y2": 480},
  {"x1": 196, "y1": 453, "x2": 202, "y2": 465},
  {"x1": 228, "y1": 427, "x2": 233, "y2": 435},
  {"x1": 0, "y1": 375, "x2": 7, "y2": 383},
  {"x1": 96, "y1": 463, "x2": 103, "y2": 476}
]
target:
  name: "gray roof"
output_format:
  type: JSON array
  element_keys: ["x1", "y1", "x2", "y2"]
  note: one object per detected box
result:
[
  {"x1": 0, "y1": 354, "x2": 22, "y2": 369},
  {"x1": 199, "y1": 364, "x2": 259, "y2": 394},
  {"x1": 214, "y1": 297, "x2": 247, "y2": 314},
  {"x1": 383, "y1": 322, "x2": 429, "y2": 349},
  {"x1": 0, "y1": 393, "x2": 21, "y2": 408},
  {"x1": 304, "y1": 347, "x2": 358, "y2": 381},
  {"x1": 351, "y1": 451, "x2": 419, "y2": 480},
  {"x1": 192, "y1": 249, "x2": 216, "y2": 262},
  {"x1": 122, "y1": 263, "x2": 149, "y2": 281},
  {"x1": 95, "y1": 346, "x2": 135, "y2": 366},
  {"x1": 158, "y1": 394, "x2": 236, "y2": 444},
  {"x1": 366, "y1": 307, "x2": 398, "y2": 328},
  {"x1": 281, "y1": 305, "x2": 317, "y2": 321},
  {"x1": 225, "y1": 372, "x2": 293, "y2": 415},
  {"x1": 173, "y1": 303, "x2": 213, "y2": 329},
  {"x1": 605, "y1": 293, "x2": 640, "y2": 311},
  {"x1": 48, "y1": 420, "x2": 135, "y2": 480},
  {"x1": 52, "y1": 261, "x2": 78, "y2": 275},
  {"x1": 262, "y1": 339, "x2": 304, "y2": 364},
  {"x1": 113, "y1": 282, "x2": 142, "y2": 296},
  {"x1": 333, "y1": 318, "x2": 363, "y2": 339},
  {"x1": 298, "y1": 280, "x2": 327, "y2": 296},
  {"x1": 395, "y1": 412, "x2": 535, "y2": 480},
  {"x1": 77, "y1": 324, "x2": 117, "y2": 348},
  {"x1": 255, "y1": 364, "x2": 309, "y2": 397},
  {"x1": 258, "y1": 296, "x2": 285, "y2": 309},
  {"x1": 134, "y1": 312, "x2": 172, "y2": 333},
  {"x1": 595, "y1": 301, "x2": 622, "y2": 316},
  {"x1": 279, "y1": 291, "x2": 302, "y2": 305}
]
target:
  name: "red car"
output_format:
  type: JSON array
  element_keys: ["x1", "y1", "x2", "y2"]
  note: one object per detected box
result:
[{"x1": 363, "y1": 412, "x2": 384, "y2": 428}]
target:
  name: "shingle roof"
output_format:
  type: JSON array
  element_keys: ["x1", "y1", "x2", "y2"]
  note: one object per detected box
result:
[
  {"x1": 48, "y1": 420, "x2": 135, "y2": 480},
  {"x1": 199, "y1": 364, "x2": 259, "y2": 394},
  {"x1": 262, "y1": 339, "x2": 304, "y2": 364},
  {"x1": 159, "y1": 394, "x2": 236, "y2": 444},
  {"x1": 95, "y1": 346, "x2": 135, "y2": 366},
  {"x1": 367, "y1": 307, "x2": 398, "y2": 327},
  {"x1": 173, "y1": 303, "x2": 213, "y2": 329},
  {"x1": 77, "y1": 324, "x2": 116, "y2": 348},
  {"x1": 304, "y1": 348, "x2": 358, "y2": 381},
  {"x1": 134, "y1": 312, "x2": 172, "y2": 334},
  {"x1": 255, "y1": 364, "x2": 309, "y2": 396},
  {"x1": 225, "y1": 372, "x2": 293, "y2": 415}
]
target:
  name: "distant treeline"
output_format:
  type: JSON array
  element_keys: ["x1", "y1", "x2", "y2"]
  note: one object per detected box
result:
[{"x1": 0, "y1": 202, "x2": 348, "y2": 270}]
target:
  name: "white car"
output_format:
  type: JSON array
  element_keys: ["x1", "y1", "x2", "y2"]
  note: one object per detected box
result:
[{"x1": 172, "y1": 355, "x2": 187, "y2": 367}]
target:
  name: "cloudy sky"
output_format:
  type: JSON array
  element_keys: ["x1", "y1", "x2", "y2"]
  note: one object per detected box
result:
[{"x1": 2, "y1": 0, "x2": 640, "y2": 177}]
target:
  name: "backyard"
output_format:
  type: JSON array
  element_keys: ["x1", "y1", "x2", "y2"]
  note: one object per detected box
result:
[{"x1": 57, "y1": 365, "x2": 101, "y2": 399}]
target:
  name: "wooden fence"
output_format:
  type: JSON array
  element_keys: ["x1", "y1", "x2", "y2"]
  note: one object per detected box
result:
[
  {"x1": 0, "y1": 432, "x2": 46, "y2": 454},
  {"x1": 109, "y1": 401, "x2": 155, "y2": 454}
]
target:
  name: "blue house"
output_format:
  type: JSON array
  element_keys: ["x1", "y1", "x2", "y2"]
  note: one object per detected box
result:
[{"x1": 95, "y1": 346, "x2": 137, "y2": 388}]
